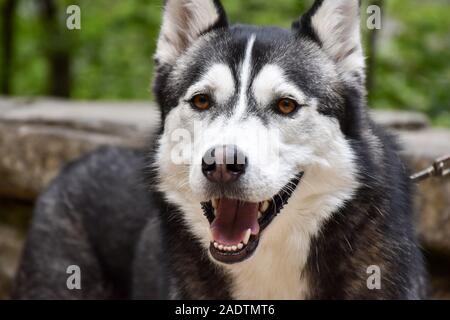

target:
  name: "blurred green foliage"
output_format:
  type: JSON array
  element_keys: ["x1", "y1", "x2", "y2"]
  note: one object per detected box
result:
[
  {"x1": 1, "y1": 0, "x2": 449, "y2": 126},
  {"x1": 370, "y1": 0, "x2": 450, "y2": 127}
]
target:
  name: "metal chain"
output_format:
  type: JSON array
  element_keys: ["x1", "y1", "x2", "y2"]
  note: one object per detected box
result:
[{"x1": 410, "y1": 155, "x2": 450, "y2": 183}]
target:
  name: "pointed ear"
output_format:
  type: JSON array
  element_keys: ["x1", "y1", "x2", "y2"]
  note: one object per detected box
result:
[
  {"x1": 155, "y1": 0, "x2": 228, "y2": 66},
  {"x1": 293, "y1": 0, "x2": 364, "y2": 82}
]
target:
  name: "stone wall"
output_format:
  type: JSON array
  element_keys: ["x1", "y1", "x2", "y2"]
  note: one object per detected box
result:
[
  {"x1": 0, "y1": 97, "x2": 449, "y2": 299},
  {"x1": 0, "y1": 98, "x2": 160, "y2": 201}
]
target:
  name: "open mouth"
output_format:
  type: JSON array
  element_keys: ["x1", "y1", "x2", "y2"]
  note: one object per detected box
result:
[{"x1": 201, "y1": 173, "x2": 303, "y2": 264}]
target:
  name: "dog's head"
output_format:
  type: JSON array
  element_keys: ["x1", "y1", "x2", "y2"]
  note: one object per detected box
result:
[{"x1": 153, "y1": 0, "x2": 363, "y2": 264}]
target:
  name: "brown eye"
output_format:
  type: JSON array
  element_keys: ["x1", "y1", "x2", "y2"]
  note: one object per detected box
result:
[
  {"x1": 277, "y1": 98, "x2": 298, "y2": 115},
  {"x1": 191, "y1": 94, "x2": 211, "y2": 110}
]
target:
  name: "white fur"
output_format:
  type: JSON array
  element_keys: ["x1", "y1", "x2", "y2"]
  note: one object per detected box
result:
[
  {"x1": 184, "y1": 64, "x2": 235, "y2": 103},
  {"x1": 188, "y1": 115, "x2": 291, "y2": 202},
  {"x1": 252, "y1": 64, "x2": 307, "y2": 106},
  {"x1": 156, "y1": 0, "x2": 221, "y2": 65},
  {"x1": 233, "y1": 35, "x2": 256, "y2": 120},
  {"x1": 310, "y1": 0, "x2": 364, "y2": 81}
]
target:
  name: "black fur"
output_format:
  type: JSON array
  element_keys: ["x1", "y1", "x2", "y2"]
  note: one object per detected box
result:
[
  {"x1": 305, "y1": 122, "x2": 428, "y2": 299},
  {"x1": 292, "y1": 0, "x2": 324, "y2": 44}
]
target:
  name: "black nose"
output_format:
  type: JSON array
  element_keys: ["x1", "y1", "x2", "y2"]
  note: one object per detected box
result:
[{"x1": 202, "y1": 145, "x2": 248, "y2": 183}]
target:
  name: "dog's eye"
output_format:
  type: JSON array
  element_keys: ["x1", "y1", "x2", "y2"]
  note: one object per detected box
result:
[
  {"x1": 191, "y1": 94, "x2": 211, "y2": 111},
  {"x1": 276, "y1": 98, "x2": 298, "y2": 115}
]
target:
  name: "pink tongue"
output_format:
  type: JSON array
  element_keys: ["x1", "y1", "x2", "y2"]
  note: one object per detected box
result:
[{"x1": 211, "y1": 198, "x2": 260, "y2": 246}]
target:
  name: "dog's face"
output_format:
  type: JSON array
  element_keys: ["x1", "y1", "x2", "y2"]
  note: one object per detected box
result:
[{"x1": 153, "y1": 0, "x2": 363, "y2": 265}]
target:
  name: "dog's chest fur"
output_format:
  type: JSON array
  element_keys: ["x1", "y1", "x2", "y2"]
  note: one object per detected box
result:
[
  {"x1": 220, "y1": 198, "x2": 328, "y2": 299},
  {"x1": 226, "y1": 224, "x2": 310, "y2": 299}
]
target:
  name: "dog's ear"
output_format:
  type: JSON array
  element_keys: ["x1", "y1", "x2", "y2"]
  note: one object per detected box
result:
[
  {"x1": 293, "y1": 0, "x2": 364, "y2": 82},
  {"x1": 155, "y1": 0, "x2": 228, "y2": 66}
]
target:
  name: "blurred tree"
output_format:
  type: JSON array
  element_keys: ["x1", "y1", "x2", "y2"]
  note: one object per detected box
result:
[
  {"x1": 1, "y1": 0, "x2": 17, "y2": 94},
  {"x1": 38, "y1": 0, "x2": 71, "y2": 97},
  {"x1": 372, "y1": 0, "x2": 450, "y2": 127},
  {"x1": 366, "y1": 0, "x2": 383, "y2": 102}
]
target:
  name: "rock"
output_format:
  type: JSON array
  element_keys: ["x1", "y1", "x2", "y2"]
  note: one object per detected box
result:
[
  {"x1": 0, "y1": 98, "x2": 160, "y2": 201},
  {"x1": 0, "y1": 97, "x2": 160, "y2": 137},
  {"x1": 397, "y1": 129, "x2": 450, "y2": 256},
  {"x1": 0, "y1": 224, "x2": 24, "y2": 299},
  {"x1": 371, "y1": 109, "x2": 430, "y2": 130},
  {"x1": 427, "y1": 253, "x2": 450, "y2": 300}
]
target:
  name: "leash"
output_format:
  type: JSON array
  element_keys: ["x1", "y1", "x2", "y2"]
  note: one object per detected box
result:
[{"x1": 410, "y1": 155, "x2": 450, "y2": 183}]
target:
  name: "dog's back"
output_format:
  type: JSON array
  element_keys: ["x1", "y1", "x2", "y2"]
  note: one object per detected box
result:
[{"x1": 13, "y1": 146, "x2": 168, "y2": 299}]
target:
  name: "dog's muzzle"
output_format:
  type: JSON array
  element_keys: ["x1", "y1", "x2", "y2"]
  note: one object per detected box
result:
[{"x1": 200, "y1": 145, "x2": 303, "y2": 264}]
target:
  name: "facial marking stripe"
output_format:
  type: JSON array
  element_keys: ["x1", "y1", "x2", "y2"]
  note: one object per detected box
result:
[{"x1": 233, "y1": 34, "x2": 256, "y2": 120}]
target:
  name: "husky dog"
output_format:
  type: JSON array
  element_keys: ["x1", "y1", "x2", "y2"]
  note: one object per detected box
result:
[{"x1": 14, "y1": 0, "x2": 428, "y2": 299}]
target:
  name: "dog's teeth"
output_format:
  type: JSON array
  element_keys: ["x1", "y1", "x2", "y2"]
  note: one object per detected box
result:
[
  {"x1": 260, "y1": 200, "x2": 269, "y2": 213},
  {"x1": 212, "y1": 198, "x2": 219, "y2": 209},
  {"x1": 215, "y1": 242, "x2": 247, "y2": 252},
  {"x1": 258, "y1": 211, "x2": 262, "y2": 219},
  {"x1": 243, "y1": 229, "x2": 251, "y2": 245},
  {"x1": 214, "y1": 242, "x2": 243, "y2": 252}
]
